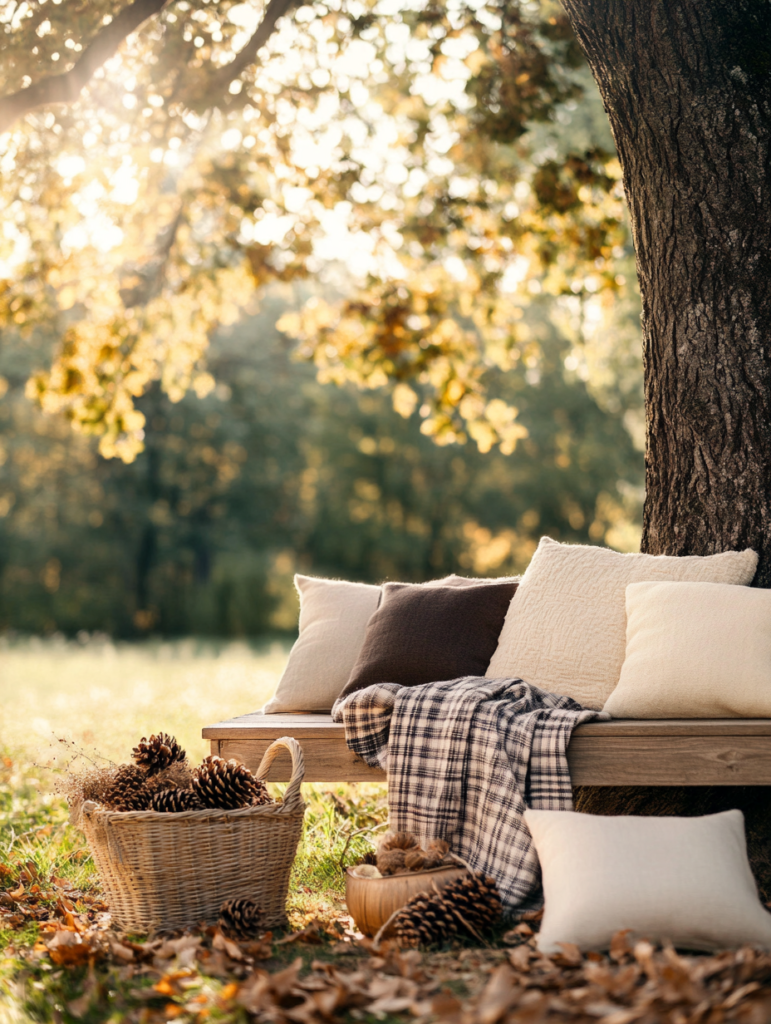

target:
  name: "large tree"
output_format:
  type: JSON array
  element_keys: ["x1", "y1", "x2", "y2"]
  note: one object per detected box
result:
[{"x1": 561, "y1": 0, "x2": 771, "y2": 582}]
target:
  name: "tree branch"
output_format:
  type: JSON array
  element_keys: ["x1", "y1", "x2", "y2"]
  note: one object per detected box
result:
[
  {"x1": 206, "y1": 0, "x2": 301, "y2": 95},
  {"x1": 0, "y1": 0, "x2": 168, "y2": 133}
]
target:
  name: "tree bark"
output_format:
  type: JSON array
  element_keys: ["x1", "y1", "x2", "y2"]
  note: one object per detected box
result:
[{"x1": 561, "y1": 0, "x2": 771, "y2": 581}]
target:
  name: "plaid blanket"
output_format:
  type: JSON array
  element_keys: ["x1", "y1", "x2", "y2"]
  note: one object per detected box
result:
[{"x1": 332, "y1": 677, "x2": 608, "y2": 914}]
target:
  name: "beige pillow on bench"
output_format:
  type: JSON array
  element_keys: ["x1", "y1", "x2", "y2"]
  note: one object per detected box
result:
[
  {"x1": 526, "y1": 808, "x2": 771, "y2": 953},
  {"x1": 263, "y1": 575, "x2": 381, "y2": 714},
  {"x1": 604, "y1": 581, "x2": 771, "y2": 718},
  {"x1": 486, "y1": 538, "x2": 757, "y2": 710}
]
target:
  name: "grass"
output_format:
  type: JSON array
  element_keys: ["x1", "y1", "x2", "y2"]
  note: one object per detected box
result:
[
  {"x1": 5, "y1": 638, "x2": 770, "y2": 1024},
  {"x1": 0, "y1": 637, "x2": 391, "y2": 1022}
]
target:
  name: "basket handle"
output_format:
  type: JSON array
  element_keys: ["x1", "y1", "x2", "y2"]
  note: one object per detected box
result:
[{"x1": 255, "y1": 736, "x2": 305, "y2": 811}]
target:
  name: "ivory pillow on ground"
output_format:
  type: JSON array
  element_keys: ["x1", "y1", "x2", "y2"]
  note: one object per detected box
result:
[
  {"x1": 486, "y1": 537, "x2": 757, "y2": 710},
  {"x1": 525, "y1": 808, "x2": 771, "y2": 953},
  {"x1": 605, "y1": 581, "x2": 771, "y2": 718}
]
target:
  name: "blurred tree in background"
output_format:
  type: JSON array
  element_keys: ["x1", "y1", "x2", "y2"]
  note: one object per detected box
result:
[
  {"x1": 1, "y1": 0, "x2": 629, "y2": 458},
  {"x1": 0, "y1": 0, "x2": 645, "y2": 636},
  {"x1": 0, "y1": 282, "x2": 641, "y2": 636}
]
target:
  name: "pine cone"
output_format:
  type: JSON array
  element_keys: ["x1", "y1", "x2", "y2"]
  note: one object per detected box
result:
[
  {"x1": 219, "y1": 898, "x2": 264, "y2": 940},
  {"x1": 440, "y1": 873, "x2": 502, "y2": 938},
  {"x1": 251, "y1": 778, "x2": 273, "y2": 806},
  {"x1": 393, "y1": 872, "x2": 501, "y2": 948},
  {"x1": 377, "y1": 848, "x2": 406, "y2": 875},
  {"x1": 192, "y1": 756, "x2": 259, "y2": 810},
  {"x1": 381, "y1": 831, "x2": 419, "y2": 852},
  {"x1": 103, "y1": 764, "x2": 151, "y2": 811},
  {"x1": 151, "y1": 788, "x2": 203, "y2": 813},
  {"x1": 393, "y1": 891, "x2": 459, "y2": 948},
  {"x1": 132, "y1": 732, "x2": 186, "y2": 775}
]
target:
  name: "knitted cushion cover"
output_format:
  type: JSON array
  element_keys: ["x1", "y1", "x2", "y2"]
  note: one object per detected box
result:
[
  {"x1": 486, "y1": 537, "x2": 757, "y2": 710},
  {"x1": 605, "y1": 580, "x2": 771, "y2": 718},
  {"x1": 339, "y1": 579, "x2": 518, "y2": 701}
]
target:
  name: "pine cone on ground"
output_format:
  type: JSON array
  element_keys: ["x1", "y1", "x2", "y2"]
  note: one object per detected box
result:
[
  {"x1": 393, "y1": 891, "x2": 459, "y2": 948},
  {"x1": 219, "y1": 897, "x2": 264, "y2": 940},
  {"x1": 437, "y1": 873, "x2": 502, "y2": 939},
  {"x1": 192, "y1": 756, "x2": 260, "y2": 810},
  {"x1": 103, "y1": 764, "x2": 151, "y2": 811},
  {"x1": 151, "y1": 788, "x2": 203, "y2": 812},
  {"x1": 393, "y1": 872, "x2": 502, "y2": 948},
  {"x1": 132, "y1": 732, "x2": 186, "y2": 775}
]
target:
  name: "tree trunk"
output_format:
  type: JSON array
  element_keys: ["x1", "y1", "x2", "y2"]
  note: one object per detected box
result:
[
  {"x1": 561, "y1": 0, "x2": 771, "y2": 581},
  {"x1": 560, "y1": 0, "x2": 771, "y2": 886}
]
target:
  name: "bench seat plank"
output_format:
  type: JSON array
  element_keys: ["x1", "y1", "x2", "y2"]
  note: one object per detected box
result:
[{"x1": 203, "y1": 714, "x2": 771, "y2": 785}]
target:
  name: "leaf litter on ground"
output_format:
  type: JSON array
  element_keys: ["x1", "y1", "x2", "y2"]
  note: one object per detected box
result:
[{"x1": 6, "y1": 859, "x2": 771, "y2": 1024}]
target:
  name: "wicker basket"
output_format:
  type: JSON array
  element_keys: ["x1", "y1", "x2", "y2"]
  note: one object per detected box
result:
[{"x1": 75, "y1": 737, "x2": 305, "y2": 933}]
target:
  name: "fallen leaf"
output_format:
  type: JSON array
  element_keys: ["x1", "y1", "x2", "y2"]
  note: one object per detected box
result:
[
  {"x1": 476, "y1": 964, "x2": 521, "y2": 1024},
  {"x1": 276, "y1": 919, "x2": 326, "y2": 945},
  {"x1": 552, "y1": 942, "x2": 583, "y2": 967}
]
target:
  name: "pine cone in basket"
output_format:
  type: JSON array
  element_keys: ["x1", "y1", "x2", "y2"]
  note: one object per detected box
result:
[
  {"x1": 151, "y1": 788, "x2": 203, "y2": 812},
  {"x1": 423, "y1": 839, "x2": 451, "y2": 869},
  {"x1": 377, "y1": 831, "x2": 419, "y2": 875},
  {"x1": 219, "y1": 897, "x2": 264, "y2": 940},
  {"x1": 132, "y1": 732, "x2": 186, "y2": 774},
  {"x1": 103, "y1": 764, "x2": 152, "y2": 811},
  {"x1": 393, "y1": 872, "x2": 502, "y2": 948},
  {"x1": 192, "y1": 756, "x2": 260, "y2": 810},
  {"x1": 251, "y1": 778, "x2": 273, "y2": 806}
]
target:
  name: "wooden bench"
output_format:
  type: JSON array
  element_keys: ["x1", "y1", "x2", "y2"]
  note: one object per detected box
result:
[{"x1": 203, "y1": 713, "x2": 771, "y2": 786}]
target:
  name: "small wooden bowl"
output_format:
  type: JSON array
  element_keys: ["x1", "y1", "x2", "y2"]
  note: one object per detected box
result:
[{"x1": 345, "y1": 865, "x2": 466, "y2": 938}]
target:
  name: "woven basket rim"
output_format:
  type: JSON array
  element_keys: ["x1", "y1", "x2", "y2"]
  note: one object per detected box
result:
[
  {"x1": 345, "y1": 864, "x2": 465, "y2": 880},
  {"x1": 83, "y1": 798, "x2": 306, "y2": 823}
]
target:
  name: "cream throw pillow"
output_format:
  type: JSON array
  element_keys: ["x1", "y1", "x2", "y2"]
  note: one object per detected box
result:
[
  {"x1": 525, "y1": 809, "x2": 771, "y2": 953},
  {"x1": 604, "y1": 581, "x2": 771, "y2": 718},
  {"x1": 263, "y1": 575, "x2": 381, "y2": 713},
  {"x1": 486, "y1": 538, "x2": 757, "y2": 709}
]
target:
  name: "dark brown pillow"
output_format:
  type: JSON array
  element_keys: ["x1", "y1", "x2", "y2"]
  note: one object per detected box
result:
[{"x1": 338, "y1": 579, "x2": 519, "y2": 699}]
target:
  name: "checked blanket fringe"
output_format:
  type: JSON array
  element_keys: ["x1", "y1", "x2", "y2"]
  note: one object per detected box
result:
[{"x1": 332, "y1": 677, "x2": 608, "y2": 914}]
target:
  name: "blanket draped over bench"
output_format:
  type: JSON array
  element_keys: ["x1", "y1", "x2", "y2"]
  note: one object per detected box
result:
[{"x1": 333, "y1": 677, "x2": 608, "y2": 913}]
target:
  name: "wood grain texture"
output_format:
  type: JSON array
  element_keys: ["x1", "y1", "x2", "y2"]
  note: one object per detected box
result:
[
  {"x1": 206, "y1": 714, "x2": 771, "y2": 785},
  {"x1": 212, "y1": 737, "x2": 386, "y2": 782}
]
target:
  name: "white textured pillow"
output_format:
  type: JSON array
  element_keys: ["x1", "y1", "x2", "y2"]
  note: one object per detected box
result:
[
  {"x1": 263, "y1": 575, "x2": 381, "y2": 713},
  {"x1": 604, "y1": 581, "x2": 771, "y2": 718},
  {"x1": 525, "y1": 809, "x2": 771, "y2": 953},
  {"x1": 486, "y1": 538, "x2": 757, "y2": 709}
]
